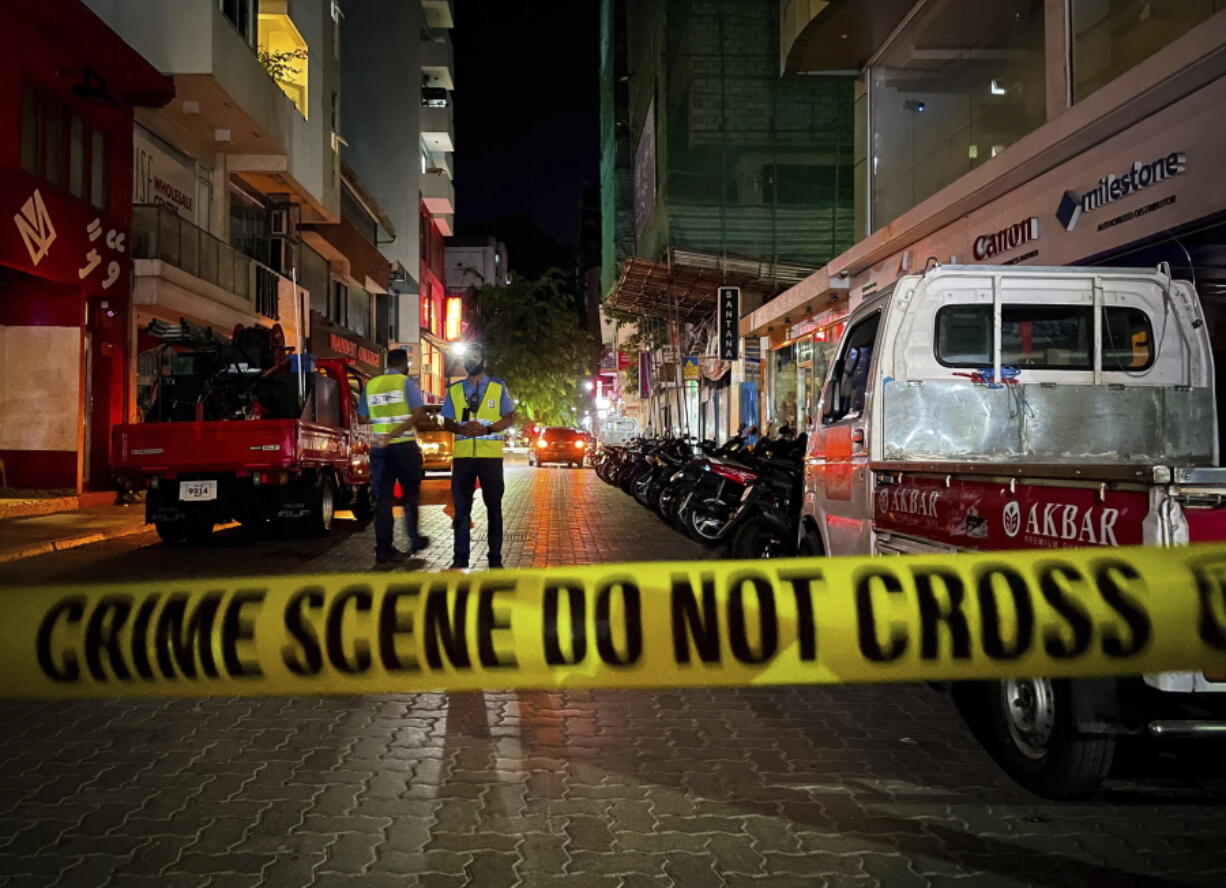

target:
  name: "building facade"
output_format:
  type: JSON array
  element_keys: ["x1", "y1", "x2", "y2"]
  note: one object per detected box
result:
[
  {"x1": 341, "y1": 0, "x2": 456, "y2": 402},
  {"x1": 749, "y1": 0, "x2": 1226, "y2": 433},
  {"x1": 446, "y1": 236, "x2": 509, "y2": 292},
  {"x1": 600, "y1": 0, "x2": 856, "y2": 440},
  {"x1": 85, "y1": 0, "x2": 381, "y2": 419},
  {"x1": 0, "y1": 0, "x2": 171, "y2": 490}
]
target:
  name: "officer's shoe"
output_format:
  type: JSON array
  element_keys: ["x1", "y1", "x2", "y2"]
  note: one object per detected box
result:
[
  {"x1": 488, "y1": 558, "x2": 504, "y2": 570},
  {"x1": 448, "y1": 561, "x2": 469, "y2": 571},
  {"x1": 411, "y1": 535, "x2": 431, "y2": 554},
  {"x1": 376, "y1": 549, "x2": 408, "y2": 565}
]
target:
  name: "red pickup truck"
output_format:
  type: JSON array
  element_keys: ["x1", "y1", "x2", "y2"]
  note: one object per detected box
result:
[{"x1": 113, "y1": 324, "x2": 372, "y2": 543}]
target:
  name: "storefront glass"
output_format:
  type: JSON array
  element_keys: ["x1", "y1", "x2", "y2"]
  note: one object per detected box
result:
[
  {"x1": 870, "y1": 0, "x2": 1046, "y2": 230},
  {"x1": 769, "y1": 343, "x2": 799, "y2": 432},
  {"x1": 1072, "y1": 1, "x2": 1226, "y2": 101}
]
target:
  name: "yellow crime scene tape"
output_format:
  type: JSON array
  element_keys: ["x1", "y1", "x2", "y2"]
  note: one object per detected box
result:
[{"x1": 3, "y1": 544, "x2": 1226, "y2": 699}]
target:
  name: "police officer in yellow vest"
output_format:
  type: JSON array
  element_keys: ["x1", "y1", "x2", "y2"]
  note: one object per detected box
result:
[
  {"x1": 441, "y1": 345, "x2": 515, "y2": 569},
  {"x1": 360, "y1": 348, "x2": 430, "y2": 564}
]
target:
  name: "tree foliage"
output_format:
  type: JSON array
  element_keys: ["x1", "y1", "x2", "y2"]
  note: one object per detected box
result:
[{"x1": 478, "y1": 270, "x2": 598, "y2": 427}]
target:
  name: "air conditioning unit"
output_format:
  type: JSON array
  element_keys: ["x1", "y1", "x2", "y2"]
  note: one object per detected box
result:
[{"x1": 269, "y1": 236, "x2": 296, "y2": 276}]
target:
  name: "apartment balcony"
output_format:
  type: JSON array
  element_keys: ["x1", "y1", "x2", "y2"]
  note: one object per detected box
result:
[
  {"x1": 93, "y1": 0, "x2": 294, "y2": 155},
  {"x1": 422, "y1": 31, "x2": 454, "y2": 90},
  {"x1": 420, "y1": 103, "x2": 455, "y2": 153},
  {"x1": 130, "y1": 205, "x2": 301, "y2": 339},
  {"x1": 421, "y1": 170, "x2": 455, "y2": 216},
  {"x1": 422, "y1": 0, "x2": 455, "y2": 30}
]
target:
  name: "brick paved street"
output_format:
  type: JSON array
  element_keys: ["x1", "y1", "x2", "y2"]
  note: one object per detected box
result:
[{"x1": 1, "y1": 460, "x2": 1225, "y2": 887}]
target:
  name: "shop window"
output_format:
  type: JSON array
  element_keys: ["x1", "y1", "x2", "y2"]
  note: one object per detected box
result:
[
  {"x1": 44, "y1": 102, "x2": 65, "y2": 190},
  {"x1": 1072, "y1": 1, "x2": 1226, "y2": 102},
  {"x1": 20, "y1": 86, "x2": 38, "y2": 175},
  {"x1": 229, "y1": 183, "x2": 269, "y2": 264},
  {"x1": 387, "y1": 293, "x2": 400, "y2": 342},
  {"x1": 19, "y1": 85, "x2": 109, "y2": 210},
  {"x1": 220, "y1": 0, "x2": 256, "y2": 46},
  {"x1": 823, "y1": 313, "x2": 880, "y2": 424},
  {"x1": 258, "y1": 8, "x2": 310, "y2": 117},
  {"x1": 869, "y1": 0, "x2": 1046, "y2": 230},
  {"x1": 69, "y1": 116, "x2": 85, "y2": 200},
  {"x1": 349, "y1": 287, "x2": 370, "y2": 338},
  {"x1": 935, "y1": 304, "x2": 1154, "y2": 370},
  {"x1": 90, "y1": 130, "x2": 107, "y2": 210},
  {"x1": 330, "y1": 280, "x2": 349, "y2": 327}
]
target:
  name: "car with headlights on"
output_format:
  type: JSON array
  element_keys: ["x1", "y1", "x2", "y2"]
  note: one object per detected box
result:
[
  {"x1": 529, "y1": 426, "x2": 587, "y2": 468},
  {"x1": 416, "y1": 404, "x2": 453, "y2": 472}
]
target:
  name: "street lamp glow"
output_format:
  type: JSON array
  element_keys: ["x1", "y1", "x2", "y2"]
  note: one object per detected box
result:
[
  {"x1": 451, "y1": 342, "x2": 468, "y2": 357},
  {"x1": 582, "y1": 380, "x2": 595, "y2": 392}
]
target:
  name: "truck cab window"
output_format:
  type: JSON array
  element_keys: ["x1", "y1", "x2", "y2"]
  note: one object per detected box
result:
[
  {"x1": 935, "y1": 305, "x2": 1154, "y2": 371},
  {"x1": 823, "y1": 313, "x2": 880, "y2": 424}
]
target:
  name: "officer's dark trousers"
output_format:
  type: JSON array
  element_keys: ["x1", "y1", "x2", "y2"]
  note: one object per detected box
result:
[
  {"x1": 371, "y1": 441, "x2": 424, "y2": 556},
  {"x1": 451, "y1": 457, "x2": 504, "y2": 565}
]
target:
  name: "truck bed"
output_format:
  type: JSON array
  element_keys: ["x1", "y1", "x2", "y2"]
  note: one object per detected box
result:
[{"x1": 113, "y1": 420, "x2": 349, "y2": 475}]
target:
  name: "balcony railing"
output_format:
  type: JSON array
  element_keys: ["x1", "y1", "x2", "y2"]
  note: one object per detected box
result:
[{"x1": 132, "y1": 204, "x2": 281, "y2": 321}]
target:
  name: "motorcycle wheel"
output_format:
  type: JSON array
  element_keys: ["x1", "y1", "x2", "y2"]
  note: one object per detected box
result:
[
  {"x1": 633, "y1": 470, "x2": 654, "y2": 507},
  {"x1": 730, "y1": 518, "x2": 795, "y2": 559},
  {"x1": 686, "y1": 500, "x2": 728, "y2": 544}
]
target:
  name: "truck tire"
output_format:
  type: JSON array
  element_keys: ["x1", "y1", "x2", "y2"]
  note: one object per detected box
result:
[
  {"x1": 155, "y1": 521, "x2": 188, "y2": 544},
  {"x1": 979, "y1": 678, "x2": 1116, "y2": 800},
  {"x1": 352, "y1": 485, "x2": 373, "y2": 521},
  {"x1": 185, "y1": 517, "x2": 214, "y2": 544},
  {"x1": 305, "y1": 476, "x2": 336, "y2": 537}
]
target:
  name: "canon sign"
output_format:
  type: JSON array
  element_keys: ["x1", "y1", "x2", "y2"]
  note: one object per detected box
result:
[{"x1": 972, "y1": 217, "x2": 1039, "y2": 261}]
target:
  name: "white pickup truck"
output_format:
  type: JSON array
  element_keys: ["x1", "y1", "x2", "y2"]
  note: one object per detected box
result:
[{"x1": 800, "y1": 263, "x2": 1226, "y2": 798}]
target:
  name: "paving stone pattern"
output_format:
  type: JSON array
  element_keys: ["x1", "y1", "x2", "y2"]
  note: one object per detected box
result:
[{"x1": 1, "y1": 462, "x2": 1226, "y2": 886}]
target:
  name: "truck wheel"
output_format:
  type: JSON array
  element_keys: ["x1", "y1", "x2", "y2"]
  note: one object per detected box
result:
[
  {"x1": 155, "y1": 521, "x2": 188, "y2": 544},
  {"x1": 352, "y1": 485, "x2": 373, "y2": 521},
  {"x1": 185, "y1": 517, "x2": 214, "y2": 543},
  {"x1": 306, "y1": 477, "x2": 336, "y2": 537},
  {"x1": 981, "y1": 678, "x2": 1116, "y2": 800}
]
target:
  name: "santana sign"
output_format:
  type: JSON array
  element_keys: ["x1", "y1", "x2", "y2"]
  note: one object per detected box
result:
[
  {"x1": 972, "y1": 217, "x2": 1039, "y2": 261},
  {"x1": 1056, "y1": 151, "x2": 1187, "y2": 231},
  {"x1": 717, "y1": 286, "x2": 740, "y2": 360}
]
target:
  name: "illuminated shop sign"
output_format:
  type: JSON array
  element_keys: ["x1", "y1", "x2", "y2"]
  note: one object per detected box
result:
[{"x1": 1056, "y1": 151, "x2": 1187, "y2": 231}]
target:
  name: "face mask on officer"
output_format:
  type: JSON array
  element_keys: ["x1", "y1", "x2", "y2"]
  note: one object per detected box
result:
[{"x1": 463, "y1": 351, "x2": 486, "y2": 376}]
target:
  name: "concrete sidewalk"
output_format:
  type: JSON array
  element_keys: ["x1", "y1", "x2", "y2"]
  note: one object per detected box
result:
[{"x1": 0, "y1": 502, "x2": 150, "y2": 564}]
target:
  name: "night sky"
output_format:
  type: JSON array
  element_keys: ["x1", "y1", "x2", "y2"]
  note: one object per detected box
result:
[{"x1": 452, "y1": 0, "x2": 600, "y2": 270}]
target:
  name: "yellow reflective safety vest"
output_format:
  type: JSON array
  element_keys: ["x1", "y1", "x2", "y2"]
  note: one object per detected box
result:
[
  {"x1": 365, "y1": 374, "x2": 417, "y2": 444},
  {"x1": 449, "y1": 378, "x2": 505, "y2": 459}
]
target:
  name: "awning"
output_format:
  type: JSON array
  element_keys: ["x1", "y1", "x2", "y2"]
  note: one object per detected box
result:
[{"x1": 605, "y1": 249, "x2": 815, "y2": 325}]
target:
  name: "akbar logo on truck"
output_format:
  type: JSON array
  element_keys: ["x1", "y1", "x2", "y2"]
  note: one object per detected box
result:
[{"x1": 1056, "y1": 151, "x2": 1186, "y2": 231}]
